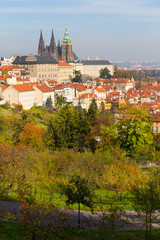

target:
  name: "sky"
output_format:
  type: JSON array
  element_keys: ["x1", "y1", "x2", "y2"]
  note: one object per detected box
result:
[{"x1": 1, "y1": 0, "x2": 160, "y2": 61}]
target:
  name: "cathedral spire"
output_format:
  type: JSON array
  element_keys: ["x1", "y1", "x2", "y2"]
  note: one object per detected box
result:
[
  {"x1": 50, "y1": 29, "x2": 54, "y2": 42},
  {"x1": 40, "y1": 29, "x2": 43, "y2": 40},
  {"x1": 38, "y1": 29, "x2": 45, "y2": 55},
  {"x1": 50, "y1": 29, "x2": 59, "y2": 60}
]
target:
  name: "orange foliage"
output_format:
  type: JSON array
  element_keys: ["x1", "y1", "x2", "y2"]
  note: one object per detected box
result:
[{"x1": 18, "y1": 122, "x2": 46, "y2": 150}]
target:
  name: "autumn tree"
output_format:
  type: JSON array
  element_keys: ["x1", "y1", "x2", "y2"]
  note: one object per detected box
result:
[
  {"x1": 61, "y1": 174, "x2": 94, "y2": 229},
  {"x1": 18, "y1": 191, "x2": 68, "y2": 240},
  {"x1": 131, "y1": 168, "x2": 160, "y2": 240},
  {"x1": 117, "y1": 106, "x2": 153, "y2": 157},
  {"x1": 86, "y1": 109, "x2": 116, "y2": 152},
  {"x1": 18, "y1": 122, "x2": 46, "y2": 150}
]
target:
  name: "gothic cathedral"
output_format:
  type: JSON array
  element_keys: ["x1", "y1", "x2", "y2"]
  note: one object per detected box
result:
[{"x1": 38, "y1": 27, "x2": 76, "y2": 62}]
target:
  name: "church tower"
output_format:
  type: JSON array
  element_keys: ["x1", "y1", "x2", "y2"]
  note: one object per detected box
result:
[
  {"x1": 49, "y1": 30, "x2": 59, "y2": 60},
  {"x1": 61, "y1": 27, "x2": 75, "y2": 62},
  {"x1": 38, "y1": 30, "x2": 45, "y2": 56}
]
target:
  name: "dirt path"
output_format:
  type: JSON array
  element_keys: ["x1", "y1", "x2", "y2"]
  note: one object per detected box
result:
[{"x1": 1, "y1": 200, "x2": 160, "y2": 230}]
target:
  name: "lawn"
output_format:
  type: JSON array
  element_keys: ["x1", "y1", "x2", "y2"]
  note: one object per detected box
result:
[
  {"x1": 1, "y1": 186, "x2": 134, "y2": 211},
  {"x1": 1, "y1": 221, "x2": 160, "y2": 240}
]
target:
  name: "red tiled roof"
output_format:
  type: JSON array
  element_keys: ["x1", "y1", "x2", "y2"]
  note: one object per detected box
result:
[
  {"x1": 16, "y1": 77, "x2": 30, "y2": 82},
  {"x1": 0, "y1": 85, "x2": 8, "y2": 91},
  {"x1": 81, "y1": 93, "x2": 98, "y2": 99},
  {"x1": 47, "y1": 80, "x2": 57, "y2": 86},
  {"x1": 151, "y1": 114, "x2": 160, "y2": 122},
  {"x1": 0, "y1": 65, "x2": 22, "y2": 71},
  {"x1": 95, "y1": 88, "x2": 105, "y2": 93},
  {"x1": 58, "y1": 60, "x2": 72, "y2": 67},
  {"x1": 35, "y1": 83, "x2": 53, "y2": 93},
  {"x1": 13, "y1": 84, "x2": 35, "y2": 92},
  {"x1": 0, "y1": 75, "x2": 12, "y2": 80}
]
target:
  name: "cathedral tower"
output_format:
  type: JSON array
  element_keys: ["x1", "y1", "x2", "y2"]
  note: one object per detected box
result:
[
  {"x1": 38, "y1": 30, "x2": 45, "y2": 56},
  {"x1": 61, "y1": 27, "x2": 75, "y2": 62},
  {"x1": 37, "y1": 27, "x2": 76, "y2": 61},
  {"x1": 49, "y1": 29, "x2": 59, "y2": 60}
]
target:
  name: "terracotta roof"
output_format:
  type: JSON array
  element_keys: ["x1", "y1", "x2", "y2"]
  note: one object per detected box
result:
[
  {"x1": 151, "y1": 114, "x2": 160, "y2": 122},
  {"x1": 0, "y1": 65, "x2": 22, "y2": 71},
  {"x1": 101, "y1": 85, "x2": 112, "y2": 91},
  {"x1": 47, "y1": 80, "x2": 57, "y2": 86},
  {"x1": 13, "y1": 84, "x2": 35, "y2": 92},
  {"x1": 95, "y1": 88, "x2": 106, "y2": 93},
  {"x1": 0, "y1": 85, "x2": 8, "y2": 91},
  {"x1": 81, "y1": 93, "x2": 98, "y2": 99},
  {"x1": 105, "y1": 78, "x2": 134, "y2": 84},
  {"x1": 16, "y1": 77, "x2": 30, "y2": 82},
  {"x1": 35, "y1": 83, "x2": 53, "y2": 93},
  {"x1": 0, "y1": 75, "x2": 11, "y2": 80},
  {"x1": 58, "y1": 60, "x2": 72, "y2": 67}
]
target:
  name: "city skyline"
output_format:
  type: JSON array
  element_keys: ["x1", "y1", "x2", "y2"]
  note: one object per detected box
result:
[{"x1": 1, "y1": 0, "x2": 160, "y2": 61}]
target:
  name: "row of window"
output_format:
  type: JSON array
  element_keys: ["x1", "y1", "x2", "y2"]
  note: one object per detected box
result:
[{"x1": 38, "y1": 74, "x2": 57, "y2": 78}]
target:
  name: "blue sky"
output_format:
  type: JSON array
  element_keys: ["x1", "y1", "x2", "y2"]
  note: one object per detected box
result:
[{"x1": 1, "y1": 0, "x2": 160, "y2": 61}]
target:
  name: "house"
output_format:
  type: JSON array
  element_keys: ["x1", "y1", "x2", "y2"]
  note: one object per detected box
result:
[
  {"x1": 33, "y1": 83, "x2": 54, "y2": 106},
  {"x1": 2, "y1": 84, "x2": 35, "y2": 109},
  {"x1": 0, "y1": 65, "x2": 24, "y2": 77},
  {"x1": 80, "y1": 93, "x2": 98, "y2": 110},
  {"x1": 151, "y1": 114, "x2": 160, "y2": 134},
  {"x1": 94, "y1": 87, "x2": 106, "y2": 100}
]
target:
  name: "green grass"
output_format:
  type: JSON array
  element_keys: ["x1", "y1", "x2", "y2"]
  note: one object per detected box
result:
[
  {"x1": 0, "y1": 107, "x2": 13, "y2": 116},
  {"x1": 1, "y1": 186, "x2": 134, "y2": 211},
  {"x1": 1, "y1": 221, "x2": 160, "y2": 240}
]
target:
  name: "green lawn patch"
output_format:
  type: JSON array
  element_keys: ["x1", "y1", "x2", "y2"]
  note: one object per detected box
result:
[{"x1": 1, "y1": 186, "x2": 135, "y2": 211}]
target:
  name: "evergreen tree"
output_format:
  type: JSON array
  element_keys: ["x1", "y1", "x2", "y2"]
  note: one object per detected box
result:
[
  {"x1": 100, "y1": 67, "x2": 111, "y2": 79},
  {"x1": 87, "y1": 98, "x2": 98, "y2": 125},
  {"x1": 46, "y1": 105, "x2": 89, "y2": 151},
  {"x1": 45, "y1": 96, "x2": 53, "y2": 110}
]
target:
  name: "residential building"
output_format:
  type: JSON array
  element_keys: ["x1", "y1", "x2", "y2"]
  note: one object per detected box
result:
[
  {"x1": 33, "y1": 83, "x2": 54, "y2": 106},
  {"x1": 2, "y1": 84, "x2": 35, "y2": 109}
]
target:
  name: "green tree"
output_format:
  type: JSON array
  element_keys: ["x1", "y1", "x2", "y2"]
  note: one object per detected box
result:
[
  {"x1": 55, "y1": 94, "x2": 67, "y2": 108},
  {"x1": 45, "y1": 96, "x2": 53, "y2": 110},
  {"x1": 47, "y1": 105, "x2": 89, "y2": 151},
  {"x1": 61, "y1": 174, "x2": 94, "y2": 229},
  {"x1": 86, "y1": 109, "x2": 115, "y2": 152},
  {"x1": 100, "y1": 67, "x2": 111, "y2": 79},
  {"x1": 131, "y1": 168, "x2": 160, "y2": 240},
  {"x1": 87, "y1": 98, "x2": 98, "y2": 125},
  {"x1": 72, "y1": 70, "x2": 82, "y2": 83},
  {"x1": 117, "y1": 106, "x2": 153, "y2": 156}
]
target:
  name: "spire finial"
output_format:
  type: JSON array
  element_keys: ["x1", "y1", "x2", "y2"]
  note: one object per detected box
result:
[
  {"x1": 51, "y1": 29, "x2": 54, "y2": 39},
  {"x1": 40, "y1": 29, "x2": 43, "y2": 40}
]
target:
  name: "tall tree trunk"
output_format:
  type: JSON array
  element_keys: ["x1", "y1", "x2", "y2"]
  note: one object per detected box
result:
[{"x1": 78, "y1": 202, "x2": 81, "y2": 229}]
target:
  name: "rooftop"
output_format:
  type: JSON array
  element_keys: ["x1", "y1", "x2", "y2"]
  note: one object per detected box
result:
[{"x1": 13, "y1": 55, "x2": 58, "y2": 65}]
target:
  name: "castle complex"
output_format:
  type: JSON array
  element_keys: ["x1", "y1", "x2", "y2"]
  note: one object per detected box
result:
[{"x1": 38, "y1": 27, "x2": 76, "y2": 62}]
